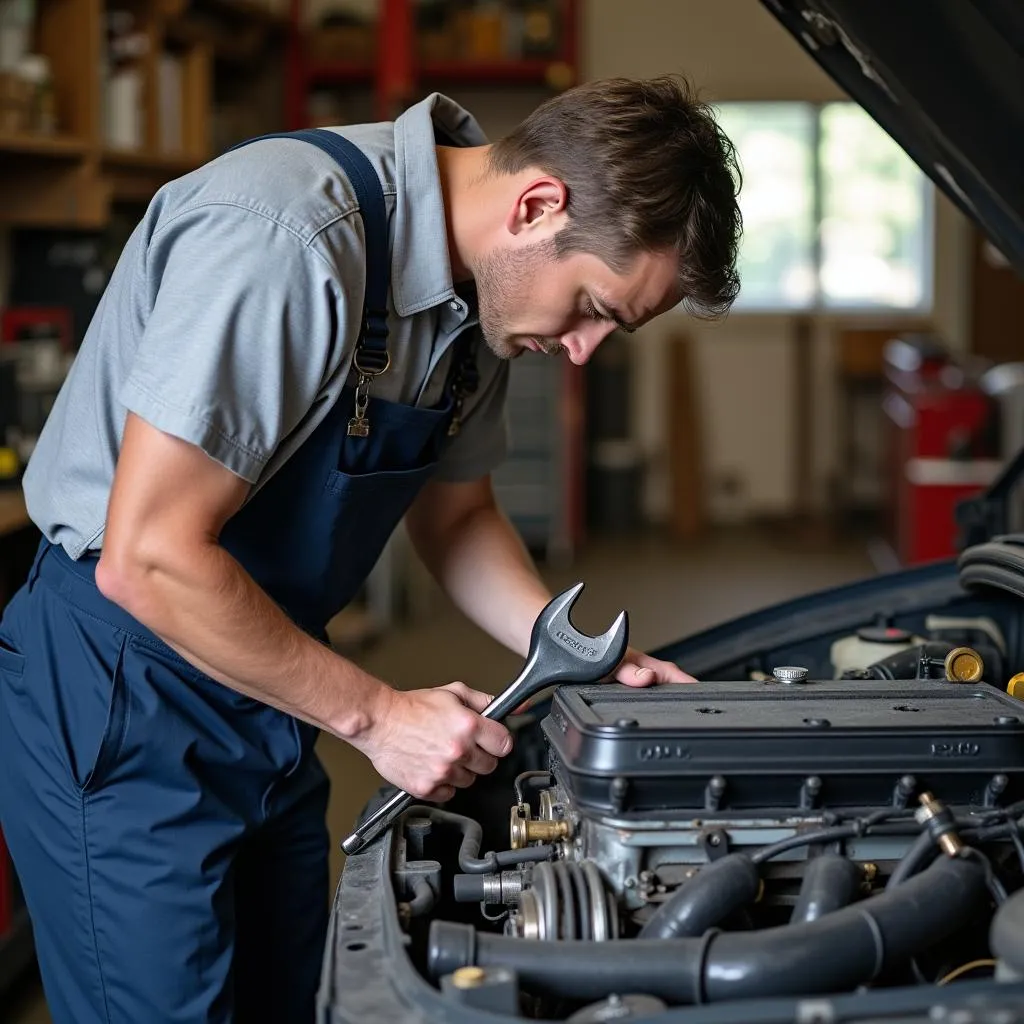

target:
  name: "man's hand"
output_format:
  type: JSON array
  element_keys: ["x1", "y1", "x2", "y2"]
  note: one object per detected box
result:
[
  {"x1": 613, "y1": 646, "x2": 696, "y2": 686},
  {"x1": 352, "y1": 682, "x2": 513, "y2": 803}
]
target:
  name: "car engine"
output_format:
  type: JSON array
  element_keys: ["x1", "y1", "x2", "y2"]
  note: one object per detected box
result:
[{"x1": 378, "y1": 629, "x2": 1024, "y2": 1021}]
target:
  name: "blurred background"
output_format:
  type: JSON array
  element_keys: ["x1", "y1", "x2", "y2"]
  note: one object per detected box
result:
[{"x1": 1, "y1": 1, "x2": 1023, "y2": 1018}]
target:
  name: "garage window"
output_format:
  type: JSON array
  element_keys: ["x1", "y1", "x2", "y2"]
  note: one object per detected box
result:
[{"x1": 715, "y1": 101, "x2": 933, "y2": 312}]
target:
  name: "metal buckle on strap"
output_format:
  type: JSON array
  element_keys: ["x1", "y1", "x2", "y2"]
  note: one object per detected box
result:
[
  {"x1": 347, "y1": 306, "x2": 391, "y2": 437},
  {"x1": 352, "y1": 348, "x2": 390, "y2": 377},
  {"x1": 348, "y1": 351, "x2": 391, "y2": 439}
]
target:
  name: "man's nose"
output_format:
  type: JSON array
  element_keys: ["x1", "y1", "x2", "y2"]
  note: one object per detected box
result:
[{"x1": 560, "y1": 322, "x2": 617, "y2": 365}]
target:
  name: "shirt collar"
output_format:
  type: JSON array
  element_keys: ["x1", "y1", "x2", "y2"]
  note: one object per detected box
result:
[{"x1": 391, "y1": 93, "x2": 489, "y2": 317}]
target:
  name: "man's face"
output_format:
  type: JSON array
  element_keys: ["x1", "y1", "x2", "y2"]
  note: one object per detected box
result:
[{"x1": 473, "y1": 238, "x2": 680, "y2": 365}]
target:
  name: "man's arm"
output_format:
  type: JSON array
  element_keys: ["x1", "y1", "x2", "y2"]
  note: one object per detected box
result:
[
  {"x1": 96, "y1": 413, "x2": 511, "y2": 802},
  {"x1": 405, "y1": 475, "x2": 694, "y2": 684},
  {"x1": 405, "y1": 476, "x2": 550, "y2": 658}
]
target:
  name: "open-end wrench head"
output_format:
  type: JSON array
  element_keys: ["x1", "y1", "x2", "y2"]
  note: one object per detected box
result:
[
  {"x1": 537, "y1": 581, "x2": 586, "y2": 634},
  {"x1": 531, "y1": 582, "x2": 629, "y2": 683}
]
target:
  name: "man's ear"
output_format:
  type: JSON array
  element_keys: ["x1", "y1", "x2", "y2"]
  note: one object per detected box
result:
[{"x1": 506, "y1": 176, "x2": 568, "y2": 237}]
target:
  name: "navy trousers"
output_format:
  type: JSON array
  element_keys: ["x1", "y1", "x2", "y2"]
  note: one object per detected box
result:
[{"x1": 0, "y1": 542, "x2": 330, "y2": 1023}]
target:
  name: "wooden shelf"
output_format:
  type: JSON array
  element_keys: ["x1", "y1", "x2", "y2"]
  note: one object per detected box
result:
[
  {"x1": 288, "y1": 0, "x2": 580, "y2": 126},
  {"x1": 101, "y1": 149, "x2": 202, "y2": 203},
  {"x1": 0, "y1": 132, "x2": 89, "y2": 159},
  {"x1": 1, "y1": 0, "x2": 215, "y2": 226},
  {"x1": 102, "y1": 147, "x2": 200, "y2": 173}
]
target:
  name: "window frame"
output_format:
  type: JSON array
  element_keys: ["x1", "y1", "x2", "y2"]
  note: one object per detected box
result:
[{"x1": 716, "y1": 100, "x2": 935, "y2": 316}]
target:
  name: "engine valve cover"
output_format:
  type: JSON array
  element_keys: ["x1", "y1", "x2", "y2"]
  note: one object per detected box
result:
[{"x1": 543, "y1": 680, "x2": 1024, "y2": 815}]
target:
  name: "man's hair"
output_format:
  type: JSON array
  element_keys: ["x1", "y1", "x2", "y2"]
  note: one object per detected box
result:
[{"x1": 488, "y1": 75, "x2": 742, "y2": 320}]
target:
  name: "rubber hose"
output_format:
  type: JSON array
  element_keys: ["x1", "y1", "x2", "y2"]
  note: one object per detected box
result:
[
  {"x1": 428, "y1": 855, "x2": 986, "y2": 1004},
  {"x1": 639, "y1": 853, "x2": 760, "y2": 939},
  {"x1": 494, "y1": 845, "x2": 554, "y2": 869},
  {"x1": 402, "y1": 807, "x2": 493, "y2": 872},
  {"x1": 790, "y1": 854, "x2": 863, "y2": 923},
  {"x1": 885, "y1": 829, "x2": 938, "y2": 890},
  {"x1": 401, "y1": 806, "x2": 546, "y2": 874},
  {"x1": 866, "y1": 642, "x2": 953, "y2": 680},
  {"x1": 406, "y1": 877, "x2": 436, "y2": 918},
  {"x1": 990, "y1": 885, "x2": 1024, "y2": 976}
]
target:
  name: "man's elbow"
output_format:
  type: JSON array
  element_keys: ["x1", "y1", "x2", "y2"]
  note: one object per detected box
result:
[{"x1": 95, "y1": 538, "x2": 167, "y2": 622}]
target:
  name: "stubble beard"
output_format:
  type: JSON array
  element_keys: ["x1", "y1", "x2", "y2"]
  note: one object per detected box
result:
[{"x1": 472, "y1": 239, "x2": 561, "y2": 360}]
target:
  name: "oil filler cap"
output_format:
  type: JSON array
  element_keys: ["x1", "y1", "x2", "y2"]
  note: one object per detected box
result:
[
  {"x1": 944, "y1": 647, "x2": 984, "y2": 683},
  {"x1": 1008, "y1": 673, "x2": 1024, "y2": 702}
]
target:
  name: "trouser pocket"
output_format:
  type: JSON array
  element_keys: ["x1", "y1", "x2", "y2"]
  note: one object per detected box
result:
[
  {"x1": 4, "y1": 581, "x2": 134, "y2": 796},
  {"x1": 77, "y1": 633, "x2": 131, "y2": 794},
  {"x1": 0, "y1": 633, "x2": 25, "y2": 677}
]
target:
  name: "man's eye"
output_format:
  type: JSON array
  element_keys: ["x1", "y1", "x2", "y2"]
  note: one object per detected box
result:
[{"x1": 584, "y1": 301, "x2": 604, "y2": 321}]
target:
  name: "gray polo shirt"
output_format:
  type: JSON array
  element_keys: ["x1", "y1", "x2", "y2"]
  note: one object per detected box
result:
[{"x1": 23, "y1": 94, "x2": 509, "y2": 559}]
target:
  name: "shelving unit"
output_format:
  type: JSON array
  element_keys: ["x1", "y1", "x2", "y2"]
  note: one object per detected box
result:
[
  {"x1": 0, "y1": 0, "x2": 287, "y2": 227},
  {"x1": 287, "y1": 0, "x2": 578, "y2": 125},
  {"x1": 0, "y1": 131, "x2": 88, "y2": 158}
]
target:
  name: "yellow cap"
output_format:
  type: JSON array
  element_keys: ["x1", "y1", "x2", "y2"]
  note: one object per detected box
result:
[
  {"x1": 451, "y1": 966, "x2": 487, "y2": 989},
  {"x1": 1008, "y1": 673, "x2": 1024, "y2": 701},
  {"x1": 0, "y1": 447, "x2": 18, "y2": 478},
  {"x1": 944, "y1": 647, "x2": 984, "y2": 683}
]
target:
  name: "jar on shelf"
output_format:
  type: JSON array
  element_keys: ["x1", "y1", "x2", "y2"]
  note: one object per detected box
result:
[
  {"x1": 17, "y1": 52, "x2": 55, "y2": 134},
  {"x1": 0, "y1": 67, "x2": 31, "y2": 132}
]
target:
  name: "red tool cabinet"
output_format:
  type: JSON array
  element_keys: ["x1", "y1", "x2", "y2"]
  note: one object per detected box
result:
[{"x1": 883, "y1": 335, "x2": 1001, "y2": 565}]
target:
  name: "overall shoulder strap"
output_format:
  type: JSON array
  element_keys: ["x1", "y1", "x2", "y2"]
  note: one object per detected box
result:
[{"x1": 228, "y1": 129, "x2": 390, "y2": 368}]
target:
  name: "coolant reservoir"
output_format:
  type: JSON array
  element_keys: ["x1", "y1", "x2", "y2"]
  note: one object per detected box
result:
[{"x1": 830, "y1": 626, "x2": 927, "y2": 678}]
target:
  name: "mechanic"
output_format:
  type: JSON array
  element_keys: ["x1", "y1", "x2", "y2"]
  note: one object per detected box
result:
[{"x1": 0, "y1": 76, "x2": 741, "y2": 1023}]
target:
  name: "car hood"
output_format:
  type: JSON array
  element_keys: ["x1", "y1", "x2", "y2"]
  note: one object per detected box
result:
[{"x1": 761, "y1": 0, "x2": 1024, "y2": 275}]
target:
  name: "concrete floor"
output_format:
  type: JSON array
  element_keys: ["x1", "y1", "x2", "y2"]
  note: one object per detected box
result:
[{"x1": 3, "y1": 526, "x2": 873, "y2": 1023}]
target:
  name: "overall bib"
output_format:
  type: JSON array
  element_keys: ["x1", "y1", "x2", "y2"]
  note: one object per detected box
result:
[{"x1": 0, "y1": 130, "x2": 477, "y2": 1023}]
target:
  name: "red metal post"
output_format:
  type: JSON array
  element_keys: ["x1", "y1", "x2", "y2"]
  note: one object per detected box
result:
[{"x1": 376, "y1": 0, "x2": 414, "y2": 121}]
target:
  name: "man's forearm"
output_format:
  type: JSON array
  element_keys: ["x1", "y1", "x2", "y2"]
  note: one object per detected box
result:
[
  {"x1": 412, "y1": 499, "x2": 551, "y2": 657},
  {"x1": 95, "y1": 540, "x2": 390, "y2": 742}
]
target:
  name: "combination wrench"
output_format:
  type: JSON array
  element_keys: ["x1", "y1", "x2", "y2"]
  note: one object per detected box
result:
[{"x1": 341, "y1": 582, "x2": 629, "y2": 855}]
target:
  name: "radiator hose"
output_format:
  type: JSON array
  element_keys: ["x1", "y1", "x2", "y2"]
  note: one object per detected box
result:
[
  {"x1": 429, "y1": 854, "x2": 986, "y2": 1004},
  {"x1": 790, "y1": 853, "x2": 864, "y2": 923},
  {"x1": 639, "y1": 853, "x2": 760, "y2": 939}
]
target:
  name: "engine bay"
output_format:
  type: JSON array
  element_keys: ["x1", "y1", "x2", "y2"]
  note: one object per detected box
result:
[{"x1": 325, "y1": 554, "x2": 1024, "y2": 1023}]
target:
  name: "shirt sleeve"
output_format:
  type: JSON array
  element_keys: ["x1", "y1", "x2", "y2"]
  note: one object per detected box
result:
[
  {"x1": 432, "y1": 339, "x2": 510, "y2": 483},
  {"x1": 120, "y1": 202, "x2": 359, "y2": 482}
]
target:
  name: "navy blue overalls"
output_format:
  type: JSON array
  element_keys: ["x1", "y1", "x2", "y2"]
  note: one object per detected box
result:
[{"x1": 0, "y1": 131, "x2": 477, "y2": 1023}]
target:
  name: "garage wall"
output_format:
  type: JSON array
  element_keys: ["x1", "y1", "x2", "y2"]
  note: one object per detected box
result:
[
  {"x1": 580, "y1": 0, "x2": 973, "y2": 522},
  {"x1": 434, "y1": 0, "x2": 973, "y2": 523}
]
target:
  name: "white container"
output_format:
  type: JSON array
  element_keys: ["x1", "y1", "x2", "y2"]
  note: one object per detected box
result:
[
  {"x1": 830, "y1": 629, "x2": 927, "y2": 678},
  {"x1": 0, "y1": 0, "x2": 34, "y2": 72},
  {"x1": 105, "y1": 67, "x2": 143, "y2": 149}
]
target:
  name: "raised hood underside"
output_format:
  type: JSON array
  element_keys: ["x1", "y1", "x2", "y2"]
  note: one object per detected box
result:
[{"x1": 761, "y1": 0, "x2": 1024, "y2": 275}]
